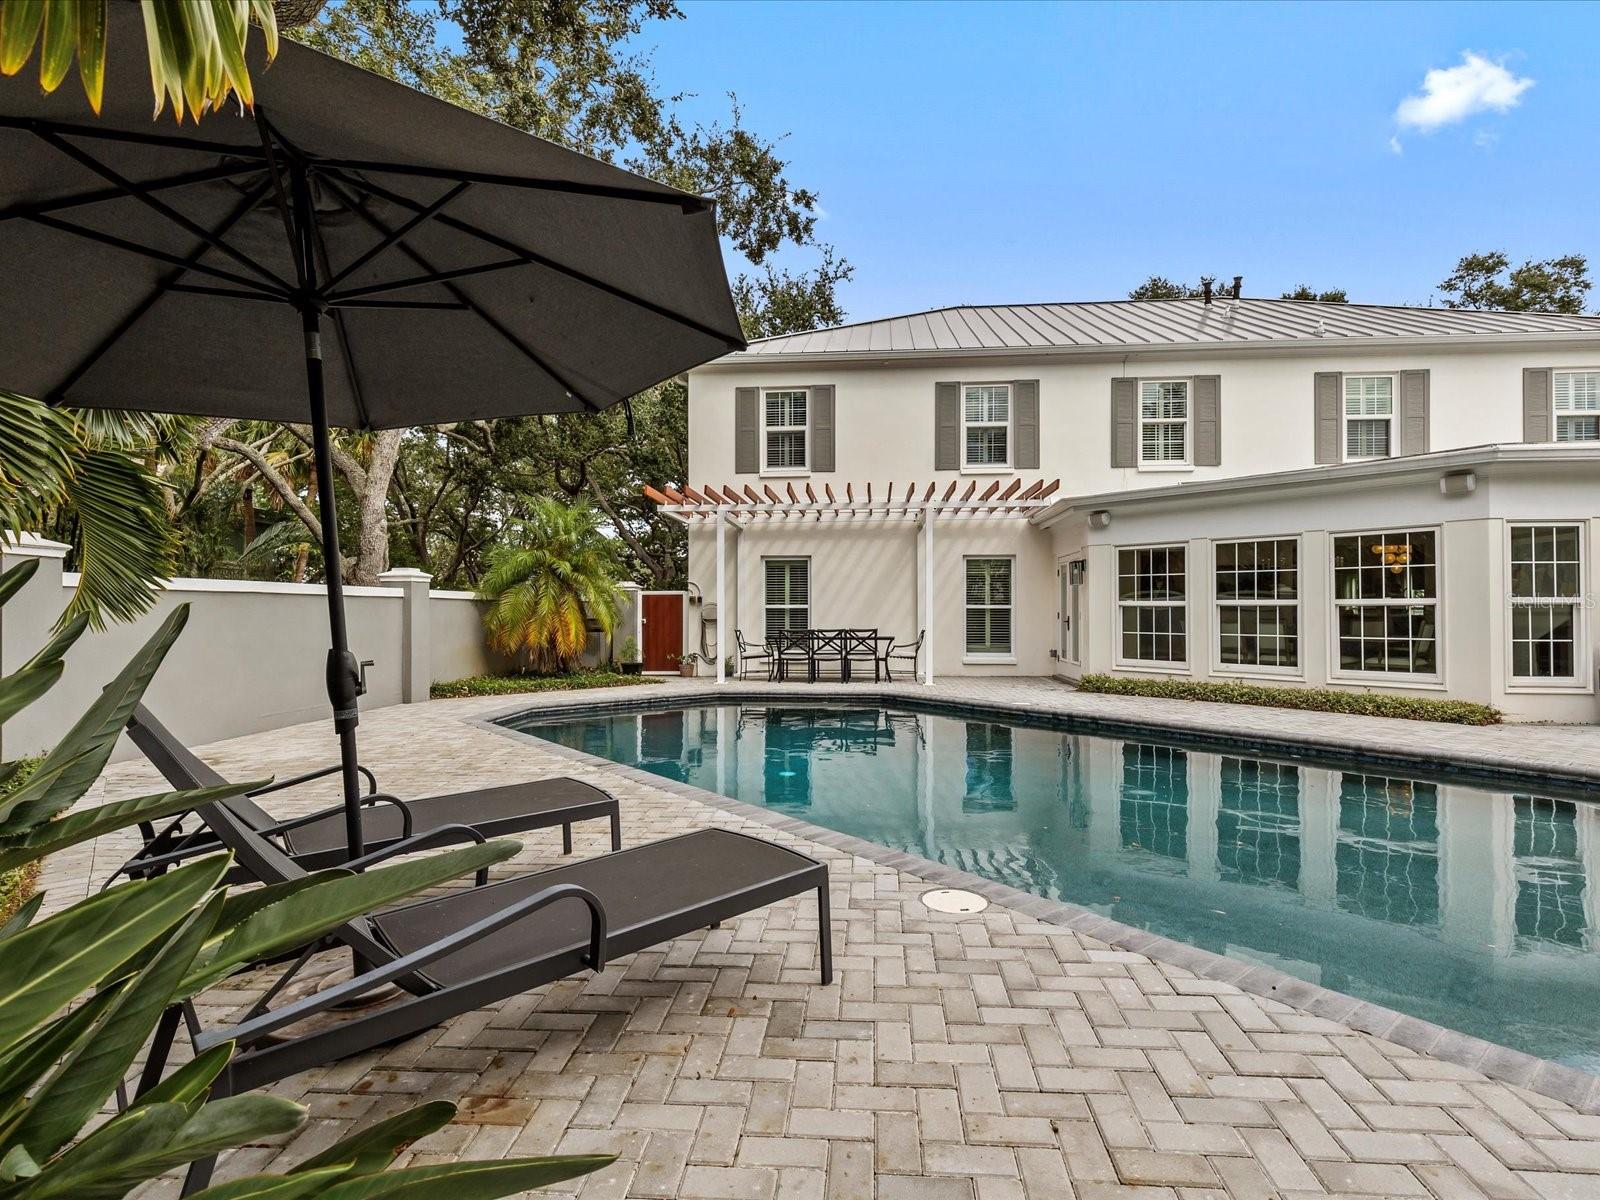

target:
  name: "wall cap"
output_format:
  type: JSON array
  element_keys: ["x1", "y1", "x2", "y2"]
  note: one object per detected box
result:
[
  {"x1": 2, "y1": 533, "x2": 72, "y2": 560},
  {"x1": 378, "y1": 567, "x2": 434, "y2": 583}
]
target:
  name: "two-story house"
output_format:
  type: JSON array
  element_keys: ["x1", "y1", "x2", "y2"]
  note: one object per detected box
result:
[{"x1": 674, "y1": 296, "x2": 1600, "y2": 721}]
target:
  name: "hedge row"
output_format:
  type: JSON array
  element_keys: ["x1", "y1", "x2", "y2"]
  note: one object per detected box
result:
[
  {"x1": 1075, "y1": 674, "x2": 1501, "y2": 726},
  {"x1": 430, "y1": 670, "x2": 663, "y2": 700}
]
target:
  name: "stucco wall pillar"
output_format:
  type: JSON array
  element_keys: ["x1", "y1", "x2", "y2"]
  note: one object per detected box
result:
[{"x1": 378, "y1": 567, "x2": 433, "y2": 703}]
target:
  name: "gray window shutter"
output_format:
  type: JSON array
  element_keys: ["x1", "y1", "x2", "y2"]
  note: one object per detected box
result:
[
  {"x1": 735, "y1": 387, "x2": 759, "y2": 474},
  {"x1": 810, "y1": 385, "x2": 835, "y2": 472},
  {"x1": 1013, "y1": 379, "x2": 1040, "y2": 469},
  {"x1": 1313, "y1": 372, "x2": 1342, "y2": 464},
  {"x1": 1523, "y1": 368, "x2": 1552, "y2": 442},
  {"x1": 1192, "y1": 375, "x2": 1221, "y2": 466},
  {"x1": 935, "y1": 382, "x2": 960, "y2": 470},
  {"x1": 1110, "y1": 378, "x2": 1137, "y2": 467},
  {"x1": 1399, "y1": 369, "x2": 1429, "y2": 455}
]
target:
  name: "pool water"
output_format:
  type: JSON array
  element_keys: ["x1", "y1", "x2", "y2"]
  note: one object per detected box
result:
[{"x1": 507, "y1": 702, "x2": 1600, "y2": 1072}]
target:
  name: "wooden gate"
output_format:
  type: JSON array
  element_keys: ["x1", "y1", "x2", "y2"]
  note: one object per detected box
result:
[{"x1": 641, "y1": 592, "x2": 684, "y2": 672}]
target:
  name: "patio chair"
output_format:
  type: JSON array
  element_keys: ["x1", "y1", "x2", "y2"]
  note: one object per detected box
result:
[
  {"x1": 123, "y1": 722, "x2": 831, "y2": 1195},
  {"x1": 884, "y1": 630, "x2": 926, "y2": 681},
  {"x1": 115, "y1": 706, "x2": 621, "y2": 882},
  {"x1": 843, "y1": 629, "x2": 882, "y2": 682},
  {"x1": 735, "y1": 630, "x2": 773, "y2": 680},
  {"x1": 810, "y1": 629, "x2": 848, "y2": 681},
  {"x1": 772, "y1": 629, "x2": 814, "y2": 682}
]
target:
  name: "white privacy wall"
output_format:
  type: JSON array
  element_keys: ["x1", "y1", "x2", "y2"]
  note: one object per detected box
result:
[{"x1": 0, "y1": 539, "x2": 507, "y2": 760}]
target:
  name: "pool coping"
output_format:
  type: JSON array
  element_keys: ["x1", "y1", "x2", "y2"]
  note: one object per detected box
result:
[{"x1": 473, "y1": 692, "x2": 1600, "y2": 1117}]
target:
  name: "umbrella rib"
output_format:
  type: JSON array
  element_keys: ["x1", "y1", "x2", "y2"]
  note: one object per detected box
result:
[
  {"x1": 315, "y1": 171, "x2": 604, "y2": 413},
  {"x1": 325, "y1": 256, "x2": 532, "y2": 301},
  {"x1": 310, "y1": 155, "x2": 708, "y2": 212},
  {"x1": 25, "y1": 211, "x2": 289, "y2": 297},
  {"x1": 0, "y1": 161, "x2": 268, "y2": 223},
  {"x1": 31, "y1": 126, "x2": 297, "y2": 296},
  {"x1": 45, "y1": 179, "x2": 279, "y2": 403},
  {"x1": 322, "y1": 181, "x2": 471, "y2": 291},
  {"x1": 0, "y1": 115, "x2": 267, "y2": 159},
  {"x1": 322, "y1": 168, "x2": 745, "y2": 351}
]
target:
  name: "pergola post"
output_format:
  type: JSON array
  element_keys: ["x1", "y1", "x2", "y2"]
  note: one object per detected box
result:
[
  {"x1": 921, "y1": 509, "x2": 935, "y2": 685},
  {"x1": 715, "y1": 508, "x2": 727, "y2": 684}
]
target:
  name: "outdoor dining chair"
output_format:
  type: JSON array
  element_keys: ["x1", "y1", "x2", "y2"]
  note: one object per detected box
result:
[
  {"x1": 735, "y1": 630, "x2": 773, "y2": 680},
  {"x1": 121, "y1": 710, "x2": 832, "y2": 1196},
  {"x1": 115, "y1": 706, "x2": 621, "y2": 881},
  {"x1": 810, "y1": 629, "x2": 849, "y2": 681},
  {"x1": 884, "y1": 630, "x2": 926, "y2": 681},
  {"x1": 772, "y1": 629, "x2": 814, "y2": 681},
  {"x1": 844, "y1": 629, "x2": 882, "y2": 682}
]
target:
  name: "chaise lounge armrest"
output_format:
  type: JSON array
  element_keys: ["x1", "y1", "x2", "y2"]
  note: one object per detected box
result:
[
  {"x1": 256, "y1": 792, "x2": 414, "y2": 841},
  {"x1": 340, "y1": 821, "x2": 492, "y2": 884},
  {"x1": 198, "y1": 882, "x2": 609, "y2": 1053},
  {"x1": 246, "y1": 762, "x2": 378, "y2": 799}
]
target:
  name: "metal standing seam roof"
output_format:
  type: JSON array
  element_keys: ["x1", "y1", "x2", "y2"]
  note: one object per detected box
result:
[{"x1": 724, "y1": 298, "x2": 1600, "y2": 360}]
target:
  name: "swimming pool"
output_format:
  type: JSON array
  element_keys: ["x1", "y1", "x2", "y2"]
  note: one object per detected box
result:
[{"x1": 504, "y1": 701, "x2": 1600, "y2": 1072}]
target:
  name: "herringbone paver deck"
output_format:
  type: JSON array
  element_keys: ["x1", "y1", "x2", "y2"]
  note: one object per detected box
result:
[{"x1": 49, "y1": 680, "x2": 1600, "y2": 1198}]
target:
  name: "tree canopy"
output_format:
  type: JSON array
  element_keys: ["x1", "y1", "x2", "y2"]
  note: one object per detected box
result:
[{"x1": 1437, "y1": 251, "x2": 1591, "y2": 314}]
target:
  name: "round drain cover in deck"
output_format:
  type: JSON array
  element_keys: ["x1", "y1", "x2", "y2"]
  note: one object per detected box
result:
[{"x1": 922, "y1": 888, "x2": 989, "y2": 914}]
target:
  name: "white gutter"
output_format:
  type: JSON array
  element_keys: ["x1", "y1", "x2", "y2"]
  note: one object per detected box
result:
[{"x1": 1031, "y1": 443, "x2": 1600, "y2": 530}]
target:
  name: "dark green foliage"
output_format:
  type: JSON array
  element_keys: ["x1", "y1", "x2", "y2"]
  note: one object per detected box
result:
[
  {"x1": 1075, "y1": 675, "x2": 1501, "y2": 726},
  {"x1": 430, "y1": 670, "x2": 660, "y2": 699},
  {"x1": 1438, "y1": 251, "x2": 1591, "y2": 313},
  {"x1": 1280, "y1": 285, "x2": 1348, "y2": 303}
]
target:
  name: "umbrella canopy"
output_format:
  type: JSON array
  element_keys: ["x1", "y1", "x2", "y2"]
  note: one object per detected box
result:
[
  {"x1": 0, "y1": 5, "x2": 744, "y2": 427},
  {"x1": 0, "y1": 7, "x2": 745, "y2": 860}
]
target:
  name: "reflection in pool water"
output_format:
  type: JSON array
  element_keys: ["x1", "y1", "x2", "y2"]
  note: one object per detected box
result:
[{"x1": 507, "y1": 703, "x2": 1600, "y2": 1072}]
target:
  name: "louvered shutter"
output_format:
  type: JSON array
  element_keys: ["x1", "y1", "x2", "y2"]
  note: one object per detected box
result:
[
  {"x1": 1523, "y1": 368, "x2": 1552, "y2": 442},
  {"x1": 735, "y1": 387, "x2": 759, "y2": 473},
  {"x1": 1110, "y1": 378, "x2": 1137, "y2": 467},
  {"x1": 1193, "y1": 375, "x2": 1221, "y2": 466},
  {"x1": 935, "y1": 382, "x2": 960, "y2": 469},
  {"x1": 1313, "y1": 372, "x2": 1342, "y2": 464},
  {"x1": 1013, "y1": 379, "x2": 1040, "y2": 469},
  {"x1": 810, "y1": 385, "x2": 835, "y2": 472},
  {"x1": 1399, "y1": 370, "x2": 1429, "y2": 455},
  {"x1": 764, "y1": 558, "x2": 809, "y2": 635}
]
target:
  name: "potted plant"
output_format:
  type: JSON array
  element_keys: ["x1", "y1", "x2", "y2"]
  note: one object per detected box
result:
[
  {"x1": 670, "y1": 652, "x2": 697, "y2": 678},
  {"x1": 619, "y1": 636, "x2": 643, "y2": 675}
]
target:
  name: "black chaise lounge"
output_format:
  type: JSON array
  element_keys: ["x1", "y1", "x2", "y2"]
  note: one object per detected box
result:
[
  {"x1": 119, "y1": 706, "x2": 621, "y2": 880},
  {"x1": 122, "y1": 712, "x2": 832, "y2": 1194}
]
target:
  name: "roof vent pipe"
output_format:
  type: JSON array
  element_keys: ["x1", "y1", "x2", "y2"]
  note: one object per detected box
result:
[
  {"x1": 1201, "y1": 277, "x2": 1214, "y2": 304},
  {"x1": 1231, "y1": 275, "x2": 1243, "y2": 299}
]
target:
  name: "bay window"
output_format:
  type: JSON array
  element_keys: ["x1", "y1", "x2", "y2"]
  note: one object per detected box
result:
[
  {"x1": 1216, "y1": 538, "x2": 1299, "y2": 670},
  {"x1": 1118, "y1": 545, "x2": 1187, "y2": 664},
  {"x1": 1509, "y1": 524, "x2": 1583, "y2": 681}
]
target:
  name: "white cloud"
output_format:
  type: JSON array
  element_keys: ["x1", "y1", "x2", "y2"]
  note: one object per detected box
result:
[
  {"x1": 1394, "y1": 52, "x2": 1533, "y2": 134},
  {"x1": 1388, "y1": 135, "x2": 1403, "y2": 155}
]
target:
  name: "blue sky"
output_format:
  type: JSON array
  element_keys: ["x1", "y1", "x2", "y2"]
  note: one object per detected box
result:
[{"x1": 631, "y1": 1, "x2": 1596, "y2": 323}]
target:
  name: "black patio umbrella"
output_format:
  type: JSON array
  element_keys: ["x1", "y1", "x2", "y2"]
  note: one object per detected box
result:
[{"x1": 0, "y1": 6, "x2": 745, "y2": 860}]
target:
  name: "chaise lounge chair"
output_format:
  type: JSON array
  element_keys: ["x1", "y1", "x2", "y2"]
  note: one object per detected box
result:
[
  {"x1": 117, "y1": 706, "x2": 621, "y2": 881},
  {"x1": 122, "y1": 713, "x2": 832, "y2": 1194}
]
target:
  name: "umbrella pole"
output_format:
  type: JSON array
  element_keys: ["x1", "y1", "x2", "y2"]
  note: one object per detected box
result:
[{"x1": 301, "y1": 306, "x2": 367, "y2": 863}]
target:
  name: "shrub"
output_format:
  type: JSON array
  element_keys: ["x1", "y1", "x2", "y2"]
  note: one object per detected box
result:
[
  {"x1": 431, "y1": 670, "x2": 661, "y2": 699},
  {"x1": 0, "y1": 756, "x2": 39, "y2": 927},
  {"x1": 1074, "y1": 674, "x2": 1501, "y2": 726}
]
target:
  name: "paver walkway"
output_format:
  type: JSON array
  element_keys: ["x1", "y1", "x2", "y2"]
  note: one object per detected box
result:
[{"x1": 51, "y1": 679, "x2": 1600, "y2": 1198}]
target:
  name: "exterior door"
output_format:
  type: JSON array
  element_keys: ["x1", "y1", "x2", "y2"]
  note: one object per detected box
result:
[
  {"x1": 641, "y1": 593, "x2": 684, "y2": 671},
  {"x1": 1064, "y1": 559, "x2": 1085, "y2": 668}
]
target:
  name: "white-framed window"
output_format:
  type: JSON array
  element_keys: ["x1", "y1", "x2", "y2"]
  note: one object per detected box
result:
[
  {"x1": 1118, "y1": 545, "x2": 1187, "y2": 664},
  {"x1": 1553, "y1": 371, "x2": 1600, "y2": 442},
  {"x1": 763, "y1": 557, "x2": 809, "y2": 635},
  {"x1": 1343, "y1": 375, "x2": 1396, "y2": 460},
  {"x1": 962, "y1": 383, "x2": 1011, "y2": 469},
  {"x1": 1139, "y1": 380, "x2": 1189, "y2": 466},
  {"x1": 965, "y1": 557, "x2": 1013, "y2": 656},
  {"x1": 1216, "y1": 538, "x2": 1300, "y2": 671},
  {"x1": 762, "y1": 388, "x2": 808, "y2": 472},
  {"x1": 1332, "y1": 528, "x2": 1439, "y2": 676},
  {"x1": 1509, "y1": 524, "x2": 1584, "y2": 682}
]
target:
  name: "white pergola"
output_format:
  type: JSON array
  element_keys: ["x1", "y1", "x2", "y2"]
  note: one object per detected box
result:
[{"x1": 646, "y1": 477, "x2": 1061, "y2": 684}]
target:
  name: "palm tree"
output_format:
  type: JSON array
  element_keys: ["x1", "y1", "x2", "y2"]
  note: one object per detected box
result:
[{"x1": 479, "y1": 500, "x2": 625, "y2": 674}]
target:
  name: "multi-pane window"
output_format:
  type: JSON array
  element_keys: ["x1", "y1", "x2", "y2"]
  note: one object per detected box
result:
[
  {"x1": 1120, "y1": 744, "x2": 1189, "y2": 864},
  {"x1": 1332, "y1": 529, "x2": 1438, "y2": 675},
  {"x1": 962, "y1": 383, "x2": 1011, "y2": 468},
  {"x1": 763, "y1": 558, "x2": 809, "y2": 635},
  {"x1": 1139, "y1": 380, "x2": 1189, "y2": 465},
  {"x1": 1553, "y1": 371, "x2": 1600, "y2": 442},
  {"x1": 1118, "y1": 545, "x2": 1187, "y2": 664},
  {"x1": 1335, "y1": 774, "x2": 1440, "y2": 927},
  {"x1": 965, "y1": 557, "x2": 1013, "y2": 656},
  {"x1": 1343, "y1": 375, "x2": 1395, "y2": 460},
  {"x1": 762, "y1": 388, "x2": 808, "y2": 471},
  {"x1": 1510, "y1": 524, "x2": 1583, "y2": 681},
  {"x1": 1216, "y1": 538, "x2": 1299, "y2": 670},
  {"x1": 1217, "y1": 758, "x2": 1302, "y2": 892}
]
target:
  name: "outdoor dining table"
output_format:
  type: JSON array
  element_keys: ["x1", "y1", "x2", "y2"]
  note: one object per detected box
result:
[{"x1": 768, "y1": 629, "x2": 893, "y2": 682}]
